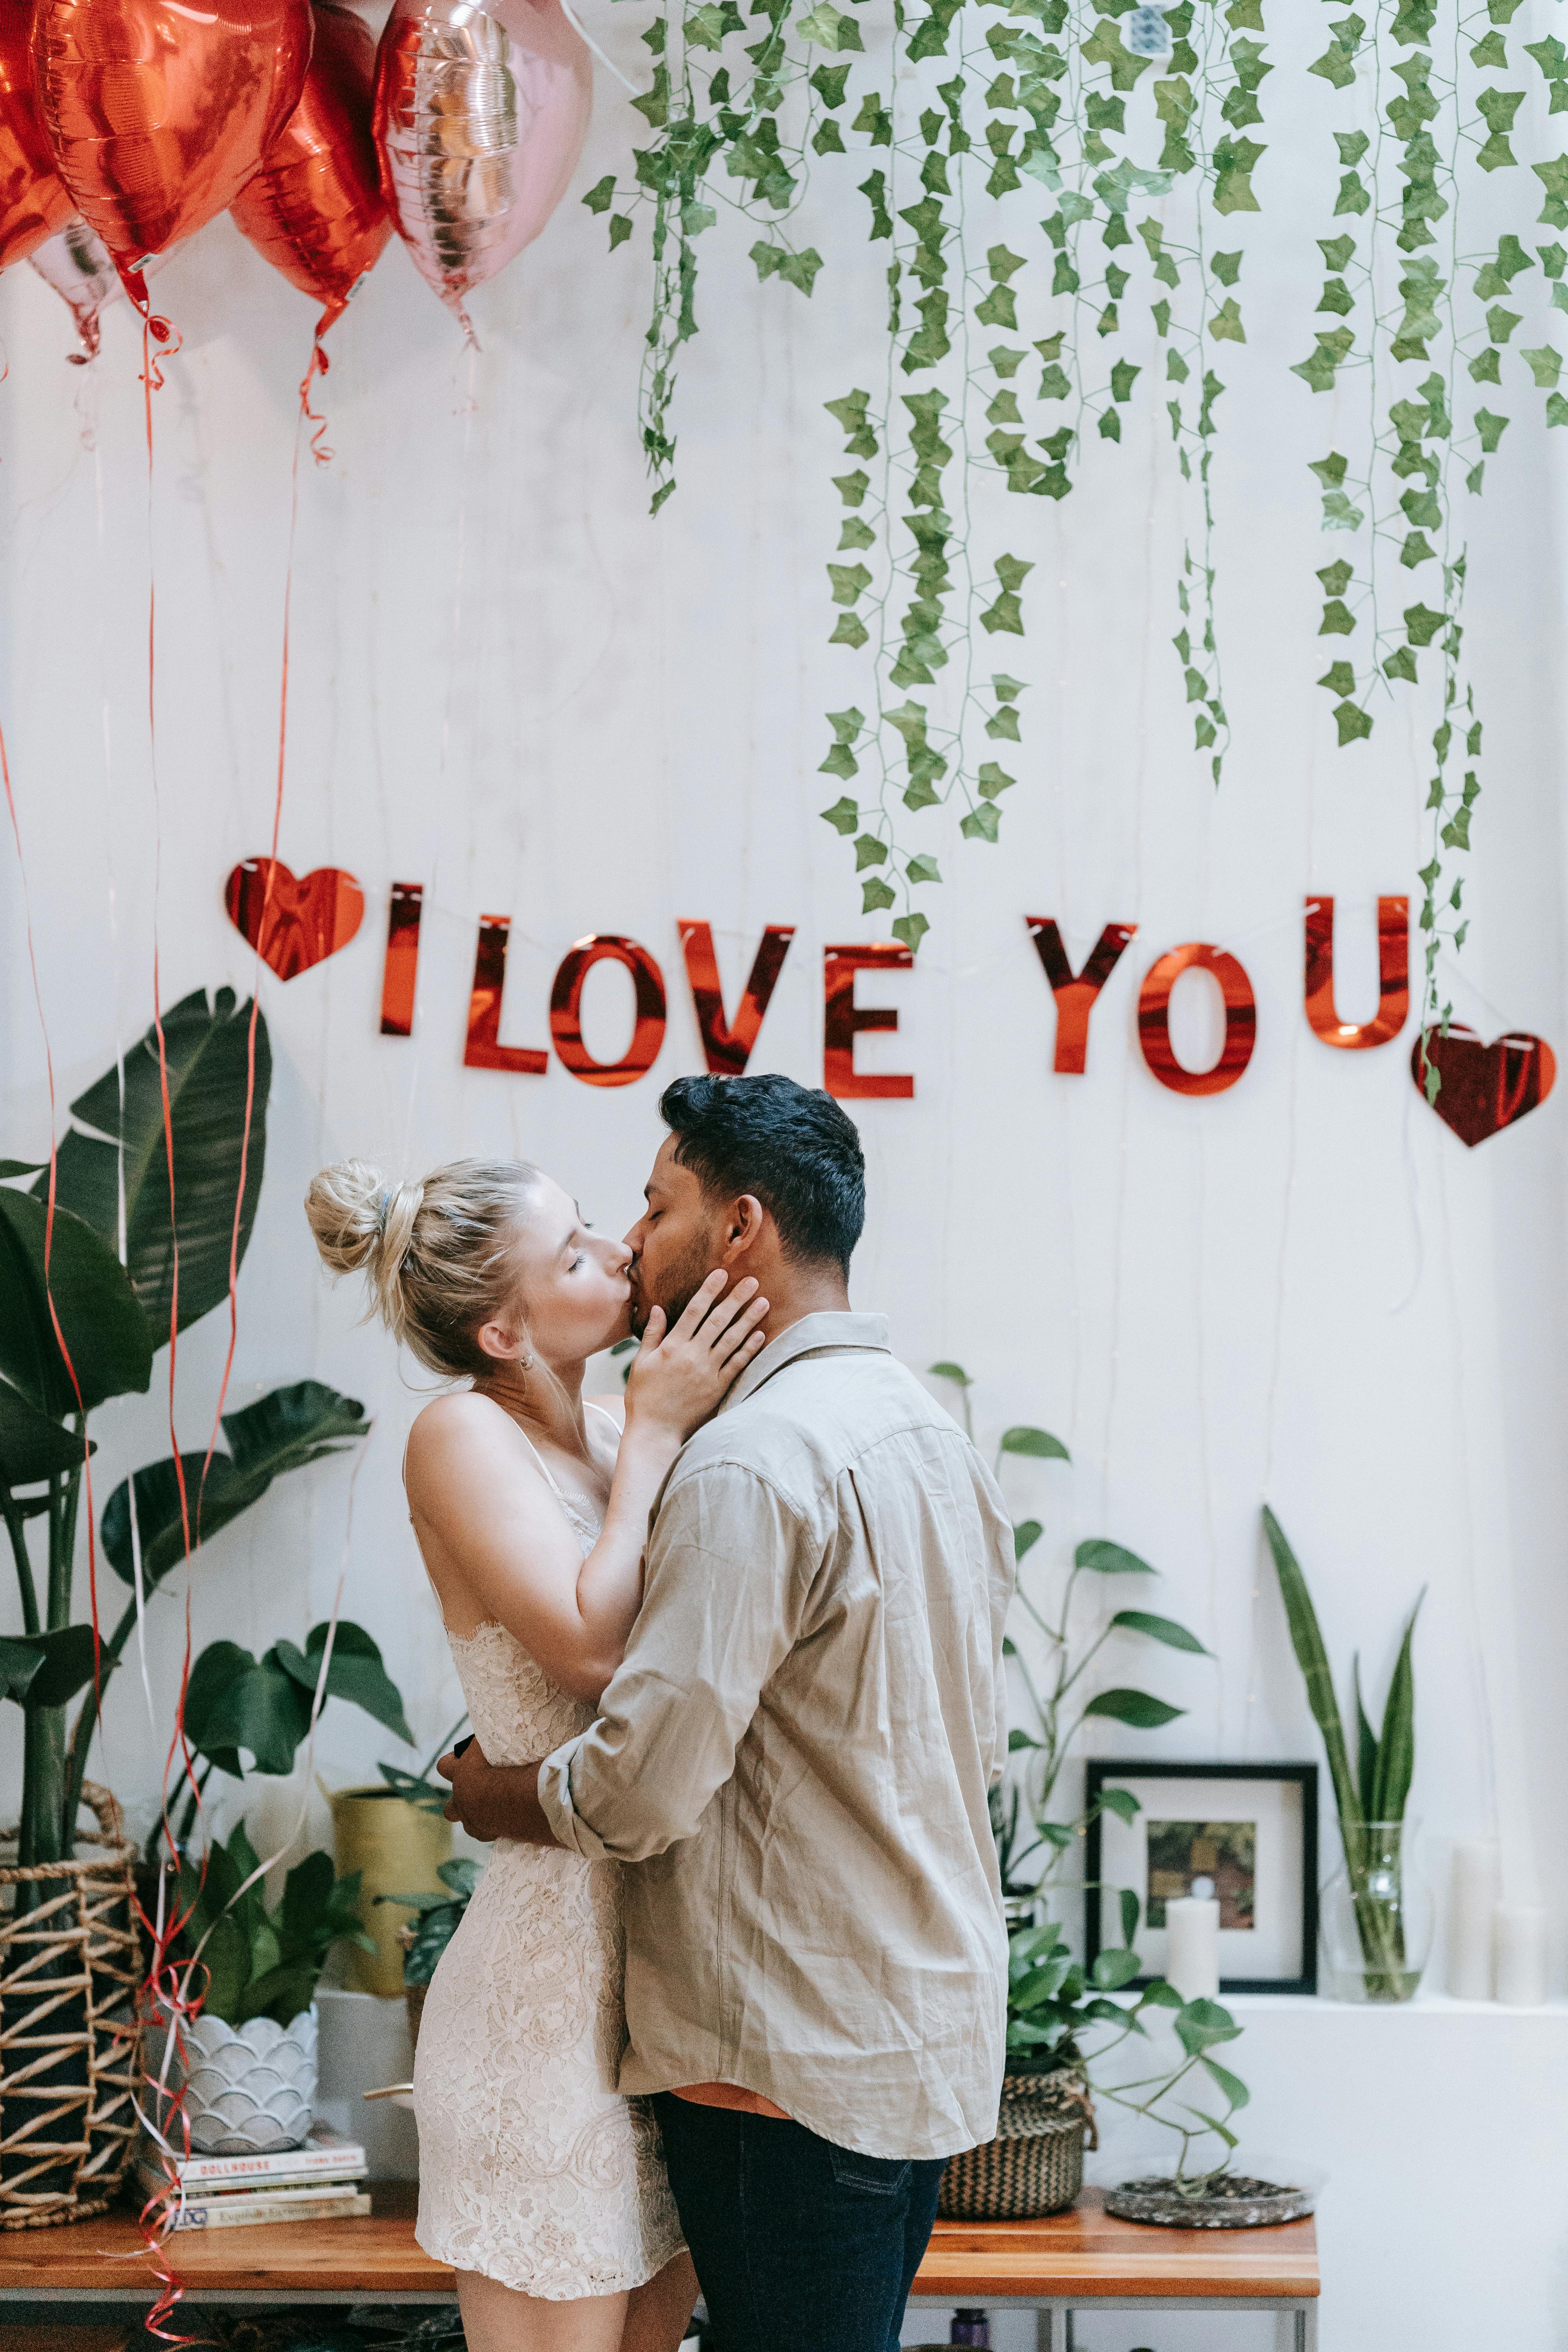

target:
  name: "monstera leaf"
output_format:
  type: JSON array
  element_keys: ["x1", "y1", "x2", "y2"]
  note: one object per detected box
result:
[
  {"x1": 180, "y1": 1619, "x2": 412, "y2": 1776},
  {"x1": 101, "y1": 1381, "x2": 370, "y2": 1587},
  {"x1": 38, "y1": 987, "x2": 270, "y2": 1341},
  {"x1": 0, "y1": 1189, "x2": 152, "y2": 1417}
]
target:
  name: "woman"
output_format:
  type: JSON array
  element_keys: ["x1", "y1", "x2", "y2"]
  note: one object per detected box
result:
[{"x1": 306, "y1": 1155, "x2": 768, "y2": 2352}]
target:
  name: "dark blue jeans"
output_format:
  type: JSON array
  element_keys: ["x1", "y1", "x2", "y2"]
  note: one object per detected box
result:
[{"x1": 652, "y1": 2092, "x2": 946, "y2": 2352}]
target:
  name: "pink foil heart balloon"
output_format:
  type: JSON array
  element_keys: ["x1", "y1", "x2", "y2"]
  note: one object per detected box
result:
[{"x1": 372, "y1": 0, "x2": 591, "y2": 337}]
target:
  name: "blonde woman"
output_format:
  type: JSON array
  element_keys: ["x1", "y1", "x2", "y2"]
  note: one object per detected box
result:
[{"x1": 307, "y1": 1156, "x2": 768, "y2": 2352}]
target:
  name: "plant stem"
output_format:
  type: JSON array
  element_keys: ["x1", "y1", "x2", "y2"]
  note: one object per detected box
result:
[
  {"x1": 61, "y1": 1588, "x2": 142, "y2": 1853},
  {"x1": 1, "y1": 1488, "x2": 38, "y2": 1636}
]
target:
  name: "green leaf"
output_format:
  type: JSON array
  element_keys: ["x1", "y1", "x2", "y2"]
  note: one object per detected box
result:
[
  {"x1": 1008, "y1": 1727, "x2": 1042, "y2": 1753},
  {"x1": 1369, "y1": 1595, "x2": 1422, "y2": 1822},
  {"x1": 0, "y1": 1191, "x2": 152, "y2": 1418},
  {"x1": 0, "y1": 1637, "x2": 45, "y2": 1702},
  {"x1": 101, "y1": 1380, "x2": 369, "y2": 1587},
  {"x1": 182, "y1": 1639, "x2": 254, "y2": 1775},
  {"x1": 1013, "y1": 1519, "x2": 1043, "y2": 1561},
  {"x1": 1521, "y1": 345, "x2": 1562, "y2": 387},
  {"x1": 1091, "y1": 1947, "x2": 1142, "y2": 1989},
  {"x1": 1075, "y1": 1539, "x2": 1154, "y2": 1576},
  {"x1": 860, "y1": 880, "x2": 897, "y2": 915},
  {"x1": 1334, "y1": 700, "x2": 1373, "y2": 746},
  {"x1": 1261, "y1": 1506, "x2": 1361, "y2": 1833},
  {"x1": 581, "y1": 175, "x2": 615, "y2": 214},
  {"x1": 1083, "y1": 1688, "x2": 1184, "y2": 1728},
  {"x1": 820, "y1": 797, "x2": 859, "y2": 836},
  {"x1": 906, "y1": 855, "x2": 942, "y2": 885},
  {"x1": 1109, "y1": 1610, "x2": 1208, "y2": 1655},
  {"x1": 275, "y1": 1621, "x2": 413, "y2": 1748},
  {"x1": 0, "y1": 1383, "x2": 93, "y2": 1490},
  {"x1": 1474, "y1": 408, "x2": 1510, "y2": 451},
  {"x1": 1201, "y1": 2054, "x2": 1250, "y2": 2109},
  {"x1": 929, "y1": 1360, "x2": 971, "y2": 1385},
  {"x1": 1174, "y1": 1996, "x2": 1241, "y2": 2058},
  {"x1": 892, "y1": 915, "x2": 930, "y2": 955},
  {"x1": 798, "y1": 0, "x2": 863, "y2": 46},
  {"x1": 0, "y1": 1625, "x2": 99, "y2": 1708},
  {"x1": 43, "y1": 989, "x2": 270, "y2": 1343},
  {"x1": 1101, "y1": 1785, "x2": 1140, "y2": 1825},
  {"x1": 1000, "y1": 1426, "x2": 1069, "y2": 1459}
]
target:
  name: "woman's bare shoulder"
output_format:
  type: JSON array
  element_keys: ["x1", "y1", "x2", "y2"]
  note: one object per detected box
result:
[{"x1": 405, "y1": 1391, "x2": 513, "y2": 1482}]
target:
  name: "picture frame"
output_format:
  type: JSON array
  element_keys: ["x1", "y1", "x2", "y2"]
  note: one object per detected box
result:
[{"x1": 1082, "y1": 1760, "x2": 1319, "y2": 1996}]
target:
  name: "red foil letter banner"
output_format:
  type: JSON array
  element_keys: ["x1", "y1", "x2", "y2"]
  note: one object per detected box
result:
[
  {"x1": 380, "y1": 882, "x2": 424, "y2": 1038},
  {"x1": 679, "y1": 921, "x2": 795, "y2": 1076},
  {"x1": 550, "y1": 936, "x2": 667, "y2": 1088},
  {"x1": 465, "y1": 915, "x2": 547, "y2": 1073},
  {"x1": 1026, "y1": 917, "x2": 1138, "y2": 1074},
  {"x1": 1304, "y1": 895, "x2": 1409, "y2": 1049},
  {"x1": 1138, "y1": 942, "x2": 1256, "y2": 1097},
  {"x1": 823, "y1": 944, "x2": 915, "y2": 1101}
]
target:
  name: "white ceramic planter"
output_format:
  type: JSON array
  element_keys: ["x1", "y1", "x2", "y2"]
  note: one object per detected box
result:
[{"x1": 176, "y1": 2004, "x2": 319, "y2": 2155}]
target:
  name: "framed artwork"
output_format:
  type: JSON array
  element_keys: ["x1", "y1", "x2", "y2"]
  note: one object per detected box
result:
[{"x1": 1083, "y1": 1761, "x2": 1319, "y2": 1996}]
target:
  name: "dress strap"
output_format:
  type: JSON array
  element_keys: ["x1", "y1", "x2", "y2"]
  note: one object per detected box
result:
[{"x1": 584, "y1": 1399, "x2": 624, "y2": 1434}]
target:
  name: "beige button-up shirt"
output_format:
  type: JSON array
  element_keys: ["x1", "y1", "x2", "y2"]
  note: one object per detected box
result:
[{"x1": 537, "y1": 1311, "x2": 1014, "y2": 2161}]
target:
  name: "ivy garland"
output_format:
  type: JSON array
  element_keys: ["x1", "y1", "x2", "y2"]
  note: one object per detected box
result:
[{"x1": 586, "y1": 0, "x2": 1561, "y2": 991}]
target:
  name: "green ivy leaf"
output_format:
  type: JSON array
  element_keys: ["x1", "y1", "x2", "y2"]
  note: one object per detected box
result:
[
  {"x1": 1334, "y1": 700, "x2": 1373, "y2": 746},
  {"x1": 892, "y1": 914, "x2": 930, "y2": 953},
  {"x1": 1474, "y1": 407, "x2": 1510, "y2": 450},
  {"x1": 581, "y1": 175, "x2": 615, "y2": 214},
  {"x1": 1208, "y1": 296, "x2": 1245, "y2": 344},
  {"x1": 819, "y1": 798, "x2": 859, "y2": 835},
  {"x1": 1521, "y1": 344, "x2": 1562, "y2": 386},
  {"x1": 907, "y1": 854, "x2": 942, "y2": 885},
  {"x1": 1318, "y1": 661, "x2": 1357, "y2": 696},
  {"x1": 798, "y1": 0, "x2": 863, "y2": 47},
  {"x1": 853, "y1": 834, "x2": 889, "y2": 871},
  {"x1": 1404, "y1": 601, "x2": 1447, "y2": 643}
]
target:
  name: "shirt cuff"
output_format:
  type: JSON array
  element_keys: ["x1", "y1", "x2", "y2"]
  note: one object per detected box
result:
[{"x1": 536, "y1": 1733, "x2": 615, "y2": 1861}]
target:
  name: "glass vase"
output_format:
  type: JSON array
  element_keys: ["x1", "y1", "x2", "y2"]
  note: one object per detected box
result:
[{"x1": 1320, "y1": 1820, "x2": 1432, "y2": 2002}]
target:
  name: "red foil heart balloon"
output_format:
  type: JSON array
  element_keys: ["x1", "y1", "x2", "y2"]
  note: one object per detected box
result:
[
  {"x1": 0, "y1": 1, "x2": 73, "y2": 272},
  {"x1": 230, "y1": 0, "x2": 390, "y2": 338},
  {"x1": 34, "y1": 0, "x2": 314, "y2": 303},
  {"x1": 1412, "y1": 1024, "x2": 1557, "y2": 1145},
  {"x1": 225, "y1": 859, "x2": 365, "y2": 980}
]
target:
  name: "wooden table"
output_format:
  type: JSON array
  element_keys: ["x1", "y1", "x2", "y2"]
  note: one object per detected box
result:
[{"x1": 0, "y1": 2184, "x2": 1319, "y2": 2348}]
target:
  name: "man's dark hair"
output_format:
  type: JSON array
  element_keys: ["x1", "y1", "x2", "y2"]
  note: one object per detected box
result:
[{"x1": 658, "y1": 1074, "x2": 866, "y2": 1272}]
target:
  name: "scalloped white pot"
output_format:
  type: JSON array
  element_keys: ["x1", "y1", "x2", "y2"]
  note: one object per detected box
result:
[{"x1": 177, "y1": 2004, "x2": 319, "y2": 2156}]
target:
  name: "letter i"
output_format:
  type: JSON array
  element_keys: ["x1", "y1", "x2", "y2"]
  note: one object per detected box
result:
[{"x1": 380, "y1": 883, "x2": 424, "y2": 1037}]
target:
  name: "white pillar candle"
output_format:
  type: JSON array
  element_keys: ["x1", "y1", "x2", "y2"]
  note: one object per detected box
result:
[
  {"x1": 1494, "y1": 1904, "x2": 1549, "y2": 2007},
  {"x1": 1448, "y1": 1838, "x2": 1500, "y2": 1999},
  {"x1": 1164, "y1": 1895, "x2": 1220, "y2": 2002}
]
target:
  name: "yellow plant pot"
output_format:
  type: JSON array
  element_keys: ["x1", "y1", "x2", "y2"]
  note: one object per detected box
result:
[{"x1": 329, "y1": 1787, "x2": 452, "y2": 1997}]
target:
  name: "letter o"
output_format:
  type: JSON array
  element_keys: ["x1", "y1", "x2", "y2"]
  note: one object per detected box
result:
[
  {"x1": 549, "y1": 936, "x2": 667, "y2": 1088},
  {"x1": 1137, "y1": 942, "x2": 1256, "y2": 1096}
]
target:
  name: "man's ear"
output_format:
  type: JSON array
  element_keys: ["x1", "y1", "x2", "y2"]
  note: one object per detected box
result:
[{"x1": 720, "y1": 1195, "x2": 768, "y2": 1263}]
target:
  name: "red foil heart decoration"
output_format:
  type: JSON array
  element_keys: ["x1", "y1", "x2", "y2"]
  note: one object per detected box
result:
[
  {"x1": 1412, "y1": 1024, "x2": 1557, "y2": 1145},
  {"x1": 225, "y1": 858, "x2": 364, "y2": 980}
]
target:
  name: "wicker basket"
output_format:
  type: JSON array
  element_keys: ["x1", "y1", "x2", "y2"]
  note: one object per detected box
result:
[
  {"x1": 937, "y1": 2068, "x2": 1095, "y2": 2221},
  {"x1": 0, "y1": 1783, "x2": 142, "y2": 2229}
]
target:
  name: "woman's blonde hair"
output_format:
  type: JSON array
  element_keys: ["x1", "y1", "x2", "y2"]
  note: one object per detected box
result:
[{"x1": 305, "y1": 1156, "x2": 544, "y2": 1379}]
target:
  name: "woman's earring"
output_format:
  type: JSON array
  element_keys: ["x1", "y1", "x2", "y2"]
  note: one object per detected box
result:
[{"x1": 519, "y1": 1349, "x2": 536, "y2": 1371}]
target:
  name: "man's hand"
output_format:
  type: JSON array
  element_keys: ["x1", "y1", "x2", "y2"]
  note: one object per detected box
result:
[{"x1": 436, "y1": 1741, "x2": 555, "y2": 1845}]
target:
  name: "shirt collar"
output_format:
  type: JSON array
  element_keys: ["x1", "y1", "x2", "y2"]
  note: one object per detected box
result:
[{"x1": 720, "y1": 1310, "x2": 891, "y2": 1414}]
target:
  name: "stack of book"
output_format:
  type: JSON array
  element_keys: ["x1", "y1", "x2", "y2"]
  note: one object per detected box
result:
[{"x1": 135, "y1": 2120, "x2": 370, "y2": 2232}]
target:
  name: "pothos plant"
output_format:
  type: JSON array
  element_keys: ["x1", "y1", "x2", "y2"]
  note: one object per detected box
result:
[
  {"x1": 1008, "y1": 1913, "x2": 1248, "y2": 2185},
  {"x1": 586, "y1": 0, "x2": 1563, "y2": 1013},
  {"x1": 930, "y1": 1362, "x2": 1208, "y2": 1905}
]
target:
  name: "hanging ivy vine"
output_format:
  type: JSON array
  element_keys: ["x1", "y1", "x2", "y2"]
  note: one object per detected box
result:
[{"x1": 586, "y1": 0, "x2": 1557, "y2": 978}]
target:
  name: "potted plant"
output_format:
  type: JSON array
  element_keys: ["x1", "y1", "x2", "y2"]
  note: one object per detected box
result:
[
  {"x1": 0, "y1": 989, "x2": 369, "y2": 2224},
  {"x1": 940, "y1": 1905, "x2": 1253, "y2": 2222},
  {"x1": 931, "y1": 1363, "x2": 1208, "y2": 1914},
  {"x1": 1263, "y1": 1506, "x2": 1428, "y2": 2002},
  {"x1": 153, "y1": 1824, "x2": 374, "y2": 2156}
]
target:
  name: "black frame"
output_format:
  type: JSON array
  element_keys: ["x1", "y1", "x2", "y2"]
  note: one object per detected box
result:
[{"x1": 1082, "y1": 1759, "x2": 1319, "y2": 1996}]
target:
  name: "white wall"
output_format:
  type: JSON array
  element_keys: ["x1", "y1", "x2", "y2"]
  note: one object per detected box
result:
[{"x1": 2, "y1": 3, "x2": 1567, "y2": 2339}]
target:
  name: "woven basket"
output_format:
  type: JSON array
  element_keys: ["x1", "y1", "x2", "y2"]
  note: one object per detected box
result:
[
  {"x1": 937, "y1": 2068, "x2": 1095, "y2": 2221},
  {"x1": 0, "y1": 1783, "x2": 141, "y2": 2229}
]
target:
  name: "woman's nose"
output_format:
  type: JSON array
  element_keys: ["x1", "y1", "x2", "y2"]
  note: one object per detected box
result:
[{"x1": 609, "y1": 1239, "x2": 634, "y2": 1273}]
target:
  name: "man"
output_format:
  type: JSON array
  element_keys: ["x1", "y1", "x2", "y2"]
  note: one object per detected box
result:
[{"x1": 440, "y1": 1072, "x2": 1013, "y2": 2352}]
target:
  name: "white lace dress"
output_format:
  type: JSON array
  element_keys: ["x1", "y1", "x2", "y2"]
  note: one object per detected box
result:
[{"x1": 412, "y1": 1462, "x2": 685, "y2": 2299}]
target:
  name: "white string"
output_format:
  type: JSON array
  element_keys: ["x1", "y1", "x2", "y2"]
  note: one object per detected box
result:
[{"x1": 556, "y1": 0, "x2": 641, "y2": 95}]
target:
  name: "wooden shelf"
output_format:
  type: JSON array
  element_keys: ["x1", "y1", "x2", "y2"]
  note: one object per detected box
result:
[{"x1": 0, "y1": 2185, "x2": 1316, "y2": 2308}]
